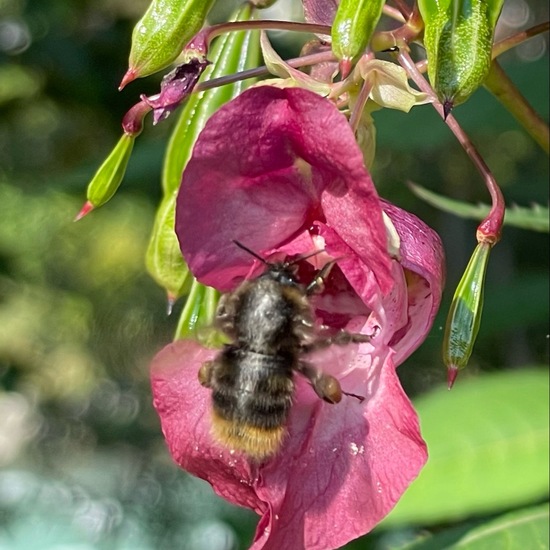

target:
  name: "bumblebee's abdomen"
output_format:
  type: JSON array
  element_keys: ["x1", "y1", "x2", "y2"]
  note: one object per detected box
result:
[
  {"x1": 210, "y1": 348, "x2": 295, "y2": 460},
  {"x1": 212, "y1": 374, "x2": 292, "y2": 429}
]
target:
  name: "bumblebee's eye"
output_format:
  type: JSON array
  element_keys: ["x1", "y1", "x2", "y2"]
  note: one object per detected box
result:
[
  {"x1": 265, "y1": 264, "x2": 298, "y2": 286},
  {"x1": 279, "y1": 272, "x2": 296, "y2": 285}
]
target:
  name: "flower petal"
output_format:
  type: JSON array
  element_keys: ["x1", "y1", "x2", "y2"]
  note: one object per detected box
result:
[
  {"x1": 382, "y1": 201, "x2": 446, "y2": 362},
  {"x1": 302, "y1": 0, "x2": 337, "y2": 27},
  {"x1": 260, "y1": 32, "x2": 331, "y2": 95},
  {"x1": 357, "y1": 59, "x2": 431, "y2": 112},
  {"x1": 176, "y1": 86, "x2": 393, "y2": 294},
  {"x1": 143, "y1": 58, "x2": 209, "y2": 123}
]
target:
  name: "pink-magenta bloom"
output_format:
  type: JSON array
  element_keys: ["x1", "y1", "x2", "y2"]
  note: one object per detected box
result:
[{"x1": 151, "y1": 87, "x2": 445, "y2": 549}]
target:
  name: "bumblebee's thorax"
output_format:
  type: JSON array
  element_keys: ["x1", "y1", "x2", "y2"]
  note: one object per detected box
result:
[{"x1": 233, "y1": 272, "x2": 302, "y2": 353}]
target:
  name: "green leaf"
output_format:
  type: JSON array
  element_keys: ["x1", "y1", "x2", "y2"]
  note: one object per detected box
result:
[
  {"x1": 383, "y1": 369, "x2": 549, "y2": 526},
  {"x1": 409, "y1": 182, "x2": 550, "y2": 232},
  {"x1": 395, "y1": 502, "x2": 549, "y2": 549}
]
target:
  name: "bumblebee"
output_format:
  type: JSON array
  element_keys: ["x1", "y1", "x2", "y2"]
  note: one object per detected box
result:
[{"x1": 198, "y1": 242, "x2": 370, "y2": 461}]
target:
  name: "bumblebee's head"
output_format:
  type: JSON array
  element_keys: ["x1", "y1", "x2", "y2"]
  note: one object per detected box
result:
[
  {"x1": 262, "y1": 263, "x2": 299, "y2": 287},
  {"x1": 233, "y1": 239, "x2": 322, "y2": 288}
]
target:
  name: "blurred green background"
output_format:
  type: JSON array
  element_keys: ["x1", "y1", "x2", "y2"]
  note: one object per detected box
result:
[{"x1": 0, "y1": 0, "x2": 548, "y2": 549}]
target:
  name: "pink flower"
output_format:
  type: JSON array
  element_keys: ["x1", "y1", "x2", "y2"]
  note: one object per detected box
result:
[{"x1": 151, "y1": 87, "x2": 445, "y2": 549}]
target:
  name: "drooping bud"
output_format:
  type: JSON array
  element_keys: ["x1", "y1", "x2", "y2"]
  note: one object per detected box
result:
[
  {"x1": 331, "y1": 0, "x2": 385, "y2": 77},
  {"x1": 419, "y1": 0, "x2": 504, "y2": 115},
  {"x1": 121, "y1": 0, "x2": 216, "y2": 87},
  {"x1": 75, "y1": 134, "x2": 134, "y2": 219},
  {"x1": 443, "y1": 242, "x2": 491, "y2": 387}
]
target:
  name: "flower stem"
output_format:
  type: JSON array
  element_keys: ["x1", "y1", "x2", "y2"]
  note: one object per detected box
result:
[
  {"x1": 382, "y1": 4, "x2": 406, "y2": 23},
  {"x1": 484, "y1": 60, "x2": 550, "y2": 155},
  {"x1": 388, "y1": 0, "x2": 412, "y2": 20},
  {"x1": 492, "y1": 22, "x2": 550, "y2": 58},
  {"x1": 195, "y1": 50, "x2": 337, "y2": 93},
  {"x1": 349, "y1": 78, "x2": 374, "y2": 134},
  {"x1": 397, "y1": 49, "x2": 505, "y2": 245},
  {"x1": 371, "y1": 3, "x2": 423, "y2": 53},
  {"x1": 204, "y1": 20, "x2": 331, "y2": 48}
]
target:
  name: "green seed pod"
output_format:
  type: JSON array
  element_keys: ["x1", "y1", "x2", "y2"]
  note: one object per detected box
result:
[
  {"x1": 85, "y1": 133, "x2": 134, "y2": 210},
  {"x1": 443, "y1": 242, "x2": 491, "y2": 387},
  {"x1": 146, "y1": 192, "x2": 191, "y2": 305},
  {"x1": 331, "y1": 0, "x2": 385, "y2": 75},
  {"x1": 419, "y1": 0, "x2": 504, "y2": 114},
  {"x1": 124, "y1": 0, "x2": 216, "y2": 84}
]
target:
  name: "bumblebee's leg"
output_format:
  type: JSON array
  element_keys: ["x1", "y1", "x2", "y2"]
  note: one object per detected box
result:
[
  {"x1": 305, "y1": 260, "x2": 337, "y2": 295},
  {"x1": 198, "y1": 361, "x2": 215, "y2": 388},
  {"x1": 215, "y1": 293, "x2": 239, "y2": 337},
  {"x1": 301, "y1": 330, "x2": 371, "y2": 354},
  {"x1": 296, "y1": 361, "x2": 342, "y2": 404}
]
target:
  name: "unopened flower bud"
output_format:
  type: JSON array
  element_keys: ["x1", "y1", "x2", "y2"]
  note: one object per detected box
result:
[{"x1": 331, "y1": 0, "x2": 385, "y2": 77}]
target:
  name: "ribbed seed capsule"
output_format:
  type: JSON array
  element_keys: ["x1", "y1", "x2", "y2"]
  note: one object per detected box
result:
[
  {"x1": 419, "y1": 0, "x2": 504, "y2": 115},
  {"x1": 331, "y1": 0, "x2": 385, "y2": 76},
  {"x1": 123, "y1": 0, "x2": 216, "y2": 86},
  {"x1": 145, "y1": 3, "x2": 260, "y2": 311},
  {"x1": 444, "y1": 242, "x2": 491, "y2": 387}
]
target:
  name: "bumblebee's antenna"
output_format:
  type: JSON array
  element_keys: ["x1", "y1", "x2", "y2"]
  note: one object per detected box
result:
[
  {"x1": 287, "y1": 248, "x2": 325, "y2": 266},
  {"x1": 233, "y1": 240, "x2": 326, "y2": 267},
  {"x1": 233, "y1": 240, "x2": 269, "y2": 265}
]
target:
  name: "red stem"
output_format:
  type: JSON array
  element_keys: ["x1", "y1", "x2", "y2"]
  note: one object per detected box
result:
[
  {"x1": 196, "y1": 50, "x2": 337, "y2": 93},
  {"x1": 492, "y1": 21, "x2": 550, "y2": 59},
  {"x1": 208, "y1": 20, "x2": 331, "y2": 40},
  {"x1": 349, "y1": 78, "x2": 374, "y2": 134},
  {"x1": 397, "y1": 50, "x2": 505, "y2": 245}
]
